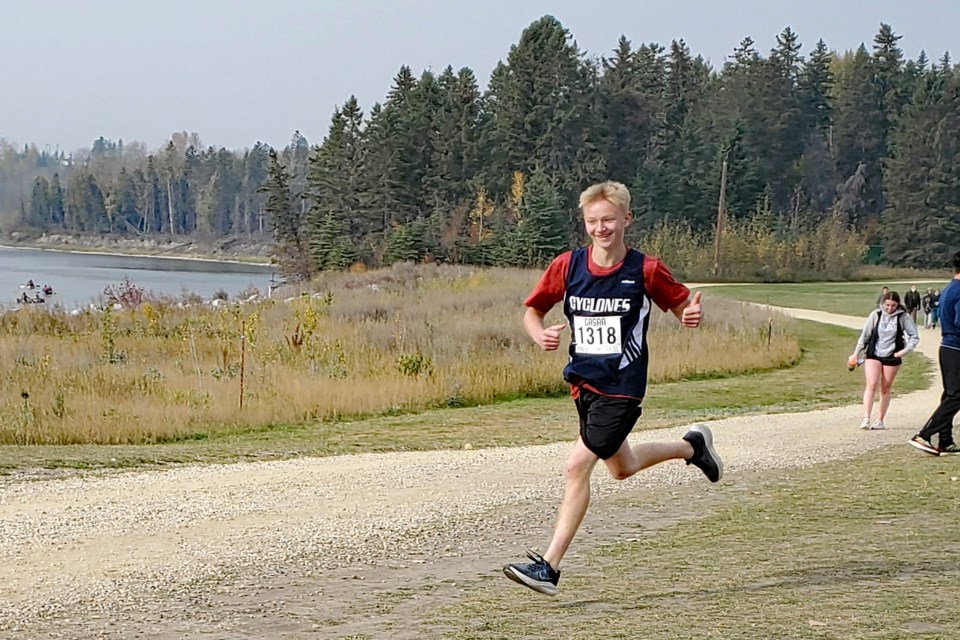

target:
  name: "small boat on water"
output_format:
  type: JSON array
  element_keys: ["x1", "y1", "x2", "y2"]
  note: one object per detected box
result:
[
  {"x1": 17, "y1": 292, "x2": 46, "y2": 304},
  {"x1": 14, "y1": 281, "x2": 55, "y2": 305},
  {"x1": 17, "y1": 281, "x2": 54, "y2": 294}
]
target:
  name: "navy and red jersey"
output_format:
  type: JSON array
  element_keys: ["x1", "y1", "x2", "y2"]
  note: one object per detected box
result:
[{"x1": 525, "y1": 246, "x2": 690, "y2": 400}]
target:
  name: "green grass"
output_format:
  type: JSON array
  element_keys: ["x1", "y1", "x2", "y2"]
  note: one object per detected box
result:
[
  {"x1": 707, "y1": 281, "x2": 946, "y2": 317},
  {"x1": 0, "y1": 319, "x2": 932, "y2": 473},
  {"x1": 429, "y1": 448, "x2": 960, "y2": 639}
]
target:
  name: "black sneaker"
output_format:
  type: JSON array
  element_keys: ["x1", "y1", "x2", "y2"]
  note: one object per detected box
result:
[
  {"x1": 503, "y1": 550, "x2": 560, "y2": 596},
  {"x1": 908, "y1": 435, "x2": 941, "y2": 456},
  {"x1": 683, "y1": 424, "x2": 723, "y2": 482},
  {"x1": 939, "y1": 443, "x2": 960, "y2": 455}
]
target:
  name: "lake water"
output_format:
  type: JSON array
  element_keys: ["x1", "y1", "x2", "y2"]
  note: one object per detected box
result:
[{"x1": 1, "y1": 246, "x2": 277, "y2": 309}]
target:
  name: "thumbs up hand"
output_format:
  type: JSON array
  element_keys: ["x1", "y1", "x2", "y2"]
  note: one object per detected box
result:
[
  {"x1": 681, "y1": 291, "x2": 702, "y2": 328},
  {"x1": 539, "y1": 323, "x2": 567, "y2": 351}
]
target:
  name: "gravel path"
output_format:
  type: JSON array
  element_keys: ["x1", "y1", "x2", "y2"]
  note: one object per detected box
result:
[{"x1": 0, "y1": 308, "x2": 944, "y2": 638}]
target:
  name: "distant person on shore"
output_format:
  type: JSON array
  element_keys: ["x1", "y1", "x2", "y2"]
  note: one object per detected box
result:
[
  {"x1": 910, "y1": 252, "x2": 960, "y2": 455},
  {"x1": 875, "y1": 286, "x2": 889, "y2": 307},
  {"x1": 502, "y1": 180, "x2": 722, "y2": 596},
  {"x1": 922, "y1": 288, "x2": 935, "y2": 328},
  {"x1": 930, "y1": 289, "x2": 941, "y2": 329},
  {"x1": 903, "y1": 285, "x2": 921, "y2": 324},
  {"x1": 850, "y1": 290, "x2": 920, "y2": 430}
]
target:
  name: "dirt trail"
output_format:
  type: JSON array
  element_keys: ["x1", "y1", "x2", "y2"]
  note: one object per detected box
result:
[{"x1": 0, "y1": 308, "x2": 944, "y2": 639}]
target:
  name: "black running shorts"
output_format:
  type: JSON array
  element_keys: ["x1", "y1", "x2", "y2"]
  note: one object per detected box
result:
[
  {"x1": 865, "y1": 354, "x2": 903, "y2": 367},
  {"x1": 574, "y1": 389, "x2": 643, "y2": 459}
]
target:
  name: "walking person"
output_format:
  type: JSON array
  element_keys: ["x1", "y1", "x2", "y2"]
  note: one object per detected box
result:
[
  {"x1": 904, "y1": 285, "x2": 921, "y2": 325},
  {"x1": 850, "y1": 291, "x2": 920, "y2": 430},
  {"x1": 910, "y1": 252, "x2": 960, "y2": 455},
  {"x1": 930, "y1": 289, "x2": 941, "y2": 329},
  {"x1": 922, "y1": 288, "x2": 934, "y2": 328},
  {"x1": 875, "y1": 286, "x2": 890, "y2": 308},
  {"x1": 502, "y1": 181, "x2": 722, "y2": 596}
]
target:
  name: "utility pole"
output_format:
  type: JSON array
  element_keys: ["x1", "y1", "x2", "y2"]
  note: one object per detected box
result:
[{"x1": 713, "y1": 157, "x2": 728, "y2": 277}]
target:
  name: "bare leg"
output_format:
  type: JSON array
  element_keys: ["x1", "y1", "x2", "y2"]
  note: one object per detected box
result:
[
  {"x1": 862, "y1": 359, "x2": 881, "y2": 419},
  {"x1": 877, "y1": 364, "x2": 901, "y2": 421},
  {"x1": 543, "y1": 438, "x2": 598, "y2": 569},
  {"x1": 543, "y1": 436, "x2": 695, "y2": 569},
  {"x1": 603, "y1": 438, "x2": 694, "y2": 480}
]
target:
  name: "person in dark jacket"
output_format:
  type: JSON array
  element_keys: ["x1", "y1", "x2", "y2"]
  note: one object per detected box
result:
[
  {"x1": 903, "y1": 285, "x2": 921, "y2": 324},
  {"x1": 931, "y1": 289, "x2": 942, "y2": 329},
  {"x1": 910, "y1": 252, "x2": 960, "y2": 455},
  {"x1": 922, "y1": 288, "x2": 935, "y2": 328}
]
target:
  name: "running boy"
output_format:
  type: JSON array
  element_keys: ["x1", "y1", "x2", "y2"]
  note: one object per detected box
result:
[{"x1": 503, "y1": 181, "x2": 723, "y2": 596}]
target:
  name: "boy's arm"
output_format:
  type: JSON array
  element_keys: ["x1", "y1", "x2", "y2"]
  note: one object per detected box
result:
[
  {"x1": 644, "y1": 257, "x2": 698, "y2": 327},
  {"x1": 523, "y1": 252, "x2": 571, "y2": 350},
  {"x1": 524, "y1": 306, "x2": 566, "y2": 351},
  {"x1": 670, "y1": 291, "x2": 703, "y2": 328}
]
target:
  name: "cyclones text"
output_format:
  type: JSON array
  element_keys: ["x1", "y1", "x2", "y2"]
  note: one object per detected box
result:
[{"x1": 567, "y1": 296, "x2": 631, "y2": 313}]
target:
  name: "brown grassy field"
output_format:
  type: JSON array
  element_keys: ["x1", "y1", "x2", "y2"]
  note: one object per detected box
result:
[{"x1": 0, "y1": 263, "x2": 800, "y2": 445}]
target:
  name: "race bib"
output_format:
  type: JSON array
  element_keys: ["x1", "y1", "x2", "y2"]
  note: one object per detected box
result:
[{"x1": 572, "y1": 315, "x2": 622, "y2": 355}]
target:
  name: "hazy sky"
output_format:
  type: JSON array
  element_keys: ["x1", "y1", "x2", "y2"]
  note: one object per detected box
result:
[{"x1": 2, "y1": 0, "x2": 957, "y2": 154}]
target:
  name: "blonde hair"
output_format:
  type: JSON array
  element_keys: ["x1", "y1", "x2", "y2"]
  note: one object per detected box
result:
[{"x1": 579, "y1": 181, "x2": 630, "y2": 213}]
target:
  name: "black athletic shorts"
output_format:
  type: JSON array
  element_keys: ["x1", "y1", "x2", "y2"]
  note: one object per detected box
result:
[
  {"x1": 865, "y1": 354, "x2": 903, "y2": 367},
  {"x1": 574, "y1": 389, "x2": 643, "y2": 459}
]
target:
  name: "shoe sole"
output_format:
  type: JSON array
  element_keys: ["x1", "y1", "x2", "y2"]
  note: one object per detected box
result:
[
  {"x1": 908, "y1": 439, "x2": 941, "y2": 456},
  {"x1": 503, "y1": 565, "x2": 557, "y2": 596},
  {"x1": 691, "y1": 424, "x2": 723, "y2": 482}
]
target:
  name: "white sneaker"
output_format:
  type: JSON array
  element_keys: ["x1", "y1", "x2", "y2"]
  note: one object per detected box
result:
[
  {"x1": 872, "y1": 420, "x2": 886, "y2": 430},
  {"x1": 859, "y1": 417, "x2": 871, "y2": 430}
]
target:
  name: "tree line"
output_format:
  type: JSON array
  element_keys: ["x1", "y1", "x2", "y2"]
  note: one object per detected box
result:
[{"x1": 4, "y1": 16, "x2": 958, "y2": 274}]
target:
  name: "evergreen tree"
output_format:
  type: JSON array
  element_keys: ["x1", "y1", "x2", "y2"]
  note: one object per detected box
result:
[
  {"x1": 599, "y1": 38, "x2": 666, "y2": 185},
  {"x1": 484, "y1": 15, "x2": 604, "y2": 204},
  {"x1": 882, "y1": 69, "x2": 960, "y2": 266},
  {"x1": 141, "y1": 158, "x2": 164, "y2": 234},
  {"x1": 370, "y1": 67, "x2": 424, "y2": 227},
  {"x1": 515, "y1": 167, "x2": 568, "y2": 265},
  {"x1": 871, "y1": 23, "x2": 907, "y2": 214},
  {"x1": 309, "y1": 211, "x2": 357, "y2": 270},
  {"x1": 114, "y1": 167, "x2": 140, "y2": 233},
  {"x1": 29, "y1": 176, "x2": 49, "y2": 226},
  {"x1": 240, "y1": 142, "x2": 270, "y2": 235},
  {"x1": 264, "y1": 149, "x2": 311, "y2": 281},
  {"x1": 305, "y1": 97, "x2": 366, "y2": 264},
  {"x1": 48, "y1": 173, "x2": 65, "y2": 227},
  {"x1": 799, "y1": 39, "x2": 834, "y2": 134},
  {"x1": 383, "y1": 218, "x2": 428, "y2": 265},
  {"x1": 361, "y1": 102, "x2": 404, "y2": 238},
  {"x1": 649, "y1": 39, "x2": 714, "y2": 228},
  {"x1": 423, "y1": 66, "x2": 482, "y2": 212},
  {"x1": 832, "y1": 45, "x2": 885, "y2": 223}
]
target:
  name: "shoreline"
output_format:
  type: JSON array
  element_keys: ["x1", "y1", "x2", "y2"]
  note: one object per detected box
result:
[{"x1": 0, "y1": 241, "x2": 275, "y2": 271}]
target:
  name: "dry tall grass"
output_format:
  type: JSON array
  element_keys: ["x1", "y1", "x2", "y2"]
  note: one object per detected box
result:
[
  {"x1": 0, "y1": 263, "x2": 799, "y2": 444},
  {"x1": 633, "y1": 213, "x2": 865, "y2": 281}
]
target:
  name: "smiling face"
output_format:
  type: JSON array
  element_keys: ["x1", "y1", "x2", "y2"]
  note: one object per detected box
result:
[{"x1": 582, "y1": 198, "x2": 631, "y2": 252}]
